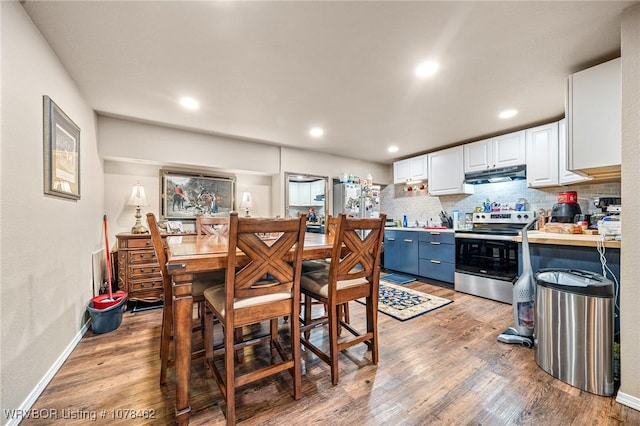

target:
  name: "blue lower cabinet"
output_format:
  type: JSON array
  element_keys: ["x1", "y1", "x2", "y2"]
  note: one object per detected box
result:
[
  {"x1": 383, "y1": 230, "x2": 419, "y2": 276},
  {"x1": 521, "y1": 243, "x2": 621, "y2": 335},
  {"x1": 418, "y1": 258, "x2": 455, "y2": 283},
  {"x1": 418, "y1": 232, "x2": 455, "y2": 284}
]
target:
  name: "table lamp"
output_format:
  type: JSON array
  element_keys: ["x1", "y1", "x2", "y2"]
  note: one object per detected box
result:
[
  {"x1": 241, "y1": 191, "x2": 252, "y2": 217},
  {"x1": 128, "y1": 182, "x2": 149, "y2": 233}
]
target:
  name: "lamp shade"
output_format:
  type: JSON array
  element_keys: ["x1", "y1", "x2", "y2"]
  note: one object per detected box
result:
[
  {"x1": 128, "y1": 182, "x2": 149, "y2": 206},
  {"x1": 240, "y1": 191, "x2": 252, "y2": 209}
]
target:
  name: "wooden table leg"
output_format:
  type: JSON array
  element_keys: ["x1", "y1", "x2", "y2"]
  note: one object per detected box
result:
[{"x1": 173, "y1": 273, "x2": 193, "y2": 425}]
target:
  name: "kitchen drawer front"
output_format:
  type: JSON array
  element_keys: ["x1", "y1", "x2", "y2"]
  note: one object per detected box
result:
[
  {"x1": 128, "y1": 264, "x2": 161, "y2": 279},
  {"x1": 418, "y1": 231, "x2": 454, "y2": 244},
  {"x1": 128, "y1": 249, "x2": 157, "y2": 264},
  {"x1": 384, "y1": 230, "x2": 418, "y2": 242},
  {"x1": 418, "y1": 258, "x2": 455, "y2": 283},
  {"x1": 129, "y1": 278, "x2": 163, "y2": 292},
  {"x1": 418, "y1": 242, "x2": 455, "y2": 261}
]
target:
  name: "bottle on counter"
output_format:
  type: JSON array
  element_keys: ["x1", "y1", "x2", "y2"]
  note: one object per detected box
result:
[{"x1": 402, "y1": 215, "x2": 408, "y2": 228}]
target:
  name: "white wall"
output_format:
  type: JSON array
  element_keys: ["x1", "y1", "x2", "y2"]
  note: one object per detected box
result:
[
  {"x1": 103, "y1": 160, "x2": 273, "y2": 243},
  {"x1": 618, "y1": 3, "x2": 640, "y2": 411},
  {"x1": 98, "y1": 116, "x2": 281, "y2": 174},
  {"x1": 99, "y1": 117, "x2": 390, "y2": 241},
  {"x1": 0, "y1": 2, "x2": 103, "y2": 419}
]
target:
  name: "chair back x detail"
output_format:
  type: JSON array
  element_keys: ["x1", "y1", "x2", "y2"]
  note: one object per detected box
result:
[
  {"x1": 196, "y1": 215, "x2": 230, "y2": 237},
  {"x1": 203, "y1": 212, "x2": 306, "y2": 425},
  {"x1": 300, "y1": 213, "x2": 386, "y2": 385}
]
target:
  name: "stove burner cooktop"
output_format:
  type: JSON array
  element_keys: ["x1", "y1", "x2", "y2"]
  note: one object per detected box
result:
[{"x1": 456, "y1": 211, "x2": 536, "y2": 236}]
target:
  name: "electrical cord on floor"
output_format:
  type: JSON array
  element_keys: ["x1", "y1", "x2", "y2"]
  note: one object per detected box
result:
[{"x1": 597, "y1": 235, "x2": 620, "y2": 315}]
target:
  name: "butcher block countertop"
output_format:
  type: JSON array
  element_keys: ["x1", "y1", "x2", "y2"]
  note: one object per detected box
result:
[{"x1": 515, "y1": 231, "x2": 621, "y2": 249}]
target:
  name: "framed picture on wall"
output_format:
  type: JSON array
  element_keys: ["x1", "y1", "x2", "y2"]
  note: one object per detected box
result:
[
  {"x1": 43, "y1": 95, "x2": 81, "y2": 200},
  {"x1": 160, "y1": 169, "x2": 235, "y2": 220}
]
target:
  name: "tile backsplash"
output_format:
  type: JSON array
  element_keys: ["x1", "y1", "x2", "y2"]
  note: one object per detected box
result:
[{"x1": 380, "y1": 180, "x2": 621, "y2": 226}]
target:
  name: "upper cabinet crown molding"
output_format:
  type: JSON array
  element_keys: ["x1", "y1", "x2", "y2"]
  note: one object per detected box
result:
[
  {"x1": 566, "y1": 57, "x2": 621, "y2": 179},
  {"x1": 464, "y1": 130, "x2": 526, "y2": 173},
  {"x1": 393, "y1": 154, "x2": 428, "y2": 184}
]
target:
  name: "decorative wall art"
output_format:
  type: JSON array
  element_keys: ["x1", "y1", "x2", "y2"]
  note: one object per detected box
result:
[
  {"x1": 160, "y1": 169, "x2": 235, "y2": 220},
  {"x1": 43, "y1": 95, "x2": 80, "y2": 200}
]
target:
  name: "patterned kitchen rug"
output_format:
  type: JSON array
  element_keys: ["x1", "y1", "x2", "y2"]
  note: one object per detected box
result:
[{"x1": 359, "y1": 280, "x2": 453, "y2": 321}]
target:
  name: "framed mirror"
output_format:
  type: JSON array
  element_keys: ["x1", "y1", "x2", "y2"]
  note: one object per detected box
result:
[{"x1": 285, "y1": 172, "x2": 328, "y2": 233}]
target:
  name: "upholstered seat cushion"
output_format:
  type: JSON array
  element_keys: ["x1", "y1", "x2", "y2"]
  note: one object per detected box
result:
[
  {"x1": 203, "y1": 285, "x2": 291, "y2": 319},
  {"x1": 193, "y1": 270, "x2": 226, "y2": 296},
  {"x1": 301, "y1": 259, "x2": 330, "y2": 275},
  {"x1": 300, "y1": 271, "x2": 368, "y2": 298}
]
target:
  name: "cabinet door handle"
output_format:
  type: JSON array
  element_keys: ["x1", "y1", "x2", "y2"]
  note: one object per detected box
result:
[
  {"x1": 430, "y1": 260, "x2": 441, "y2": 264},
  {"x1": 430, "y1": 241, "x2": 441, "y2": 245},
  {"x1": 404, "y1": 239, "x2": 413, "y2": 243},
  {"x1": 430, "y1": 232, "x2": 441, "y2": 235},
  {"x1": 387, "y1": 237, "x2": 395, "y2": 241}
]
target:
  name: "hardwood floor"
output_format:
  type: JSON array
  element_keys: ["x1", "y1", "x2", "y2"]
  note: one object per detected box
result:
[{"x1": 25, "y1": 279, "x2": 639, "y2": 425}]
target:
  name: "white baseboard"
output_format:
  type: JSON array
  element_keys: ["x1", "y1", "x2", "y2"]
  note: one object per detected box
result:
[
  {"x1": 4, "y1": 321, "x2": 89, "y2": 426},
  {"x1": 617, "y1": 390, "x2": 640, "y2": 412}
]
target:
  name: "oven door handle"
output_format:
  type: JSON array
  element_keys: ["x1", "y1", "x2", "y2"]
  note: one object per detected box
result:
[{"x1": 454, "y1": 233, "x2": 516, "y2": 241}]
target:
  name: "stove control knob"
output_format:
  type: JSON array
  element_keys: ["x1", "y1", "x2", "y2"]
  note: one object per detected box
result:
[
  {"x1": 517, "y1": 214, "x2": 522, "y2": 219},
  {"x1": 523, "y1": 214, "x2": 529, "y2": 220}
]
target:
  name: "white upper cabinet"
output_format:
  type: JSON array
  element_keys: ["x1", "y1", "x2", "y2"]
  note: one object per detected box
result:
[
  {"x1": 310, "y1": 180, "x2": 325, "y2": 206},
  {"x1": 289, "y1": 181, "x2": 317, "y2": 206},
  {"x1": 289, "y1": 181, "x2": 301, "y2": 206},
  {"x1": 526, "y1": 122, "x2": 559, "y2": 188},
  {"x1": 566, "y1": 57, "x2": 621, "y2": 178},
  {"x1": 558, "y1": 118, "x2": 591, "y2": 185},
  {"x1": 428, "y1": 146, "x2": 473, "y2": 195},
  {"x1": 393, "y1": 154, "x2": 428, "y2": 184},
  {"x1": 464, "y1": 130, "x2": 526, "y2": 173},
  {"x1": 526, "y1": 120, "x2": 591, "y2": 188}
]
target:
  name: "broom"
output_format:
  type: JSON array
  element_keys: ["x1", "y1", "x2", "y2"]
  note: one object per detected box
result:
[{"x1": 91, "y1": 215, "x2": 128, "y2": 309}]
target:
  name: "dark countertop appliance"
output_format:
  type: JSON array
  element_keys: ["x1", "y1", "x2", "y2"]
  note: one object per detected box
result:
[{"x1": 549, "y1": 203, "x2": 582, "y2": 223}]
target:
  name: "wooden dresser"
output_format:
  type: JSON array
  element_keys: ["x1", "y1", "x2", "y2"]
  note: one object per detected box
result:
[{"x1": 116, "y1": 233, "x2": 164, "y2": 302}]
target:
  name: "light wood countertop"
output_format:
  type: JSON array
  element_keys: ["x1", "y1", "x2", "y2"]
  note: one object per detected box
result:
[
  {"x1": 515, "y1": 231, "x2": 621, "y2": 249},
  {"x1": 386, "y1": 228, "x2": 621, "y2": 248}
]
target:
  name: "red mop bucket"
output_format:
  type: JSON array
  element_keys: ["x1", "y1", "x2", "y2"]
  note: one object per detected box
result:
[{"x1": 91, "y1": 216, "x2": 128, "y2": 310}]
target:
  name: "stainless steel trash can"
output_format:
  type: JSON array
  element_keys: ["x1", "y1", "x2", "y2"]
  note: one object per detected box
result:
[{"x1": 534, "y1": 268, "x2": 614, "y2": 396}]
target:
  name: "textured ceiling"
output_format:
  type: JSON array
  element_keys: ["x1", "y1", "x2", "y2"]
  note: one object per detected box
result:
[{"x1": 22, "y1": 1, "x2": 637, "y2": 164}]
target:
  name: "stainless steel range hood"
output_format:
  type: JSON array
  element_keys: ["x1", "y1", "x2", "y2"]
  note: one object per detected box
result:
[{"x1": 464, "y1": 165, "x2": 526, "y2": 184}]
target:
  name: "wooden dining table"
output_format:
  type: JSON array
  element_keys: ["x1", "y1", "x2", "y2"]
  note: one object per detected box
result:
[{"x1": 165, "y1": 232, "x2": 334, "y2": 425}]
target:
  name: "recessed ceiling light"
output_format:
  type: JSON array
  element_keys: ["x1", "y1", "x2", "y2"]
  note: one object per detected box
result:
[
  {"x1": 499, "y1": 109, "x2": 518, "y2": 119},
  {"x1": 388, "y1": 146, "x2": 399, "y2": 153},
  {"x1": 414, "y1": 60, "x2": 440, "y2": 78},
  {"x1": 179, "y1": 96, "x2": 200, "y2": 110},
  {"x1": 309, "y1": 127, "x2": 324, "y2": 138}
]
